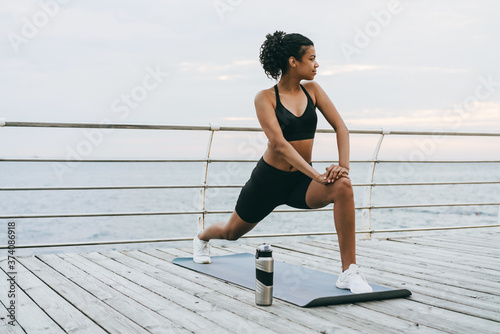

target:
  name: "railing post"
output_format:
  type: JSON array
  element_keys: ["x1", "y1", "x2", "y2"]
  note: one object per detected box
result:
[
  {"x1": 198, "y1": 123, "x2": 220, "y2": 234},
  {"x1": 361, "y1": 129, "x2": 390, "y2": 239}
]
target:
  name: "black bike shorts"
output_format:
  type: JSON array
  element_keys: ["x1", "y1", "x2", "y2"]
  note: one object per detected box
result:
[{"x1": 235, "y1": 157, "x2": 313, "y2": 223}]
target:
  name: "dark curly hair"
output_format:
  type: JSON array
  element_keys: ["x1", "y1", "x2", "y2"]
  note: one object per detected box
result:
[{"x1": 259, "y1": 31, "x2": 314, "y2": 80}]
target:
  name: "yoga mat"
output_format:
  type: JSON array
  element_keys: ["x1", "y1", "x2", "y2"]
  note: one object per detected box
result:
[{"x1": 173, "y1": 253, "x2": 411, "y2": 307}]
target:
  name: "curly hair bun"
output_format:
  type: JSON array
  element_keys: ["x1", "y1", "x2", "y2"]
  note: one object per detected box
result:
[
  {"x1": 259, "y1": 31, "x2": 287, "y2": 80},
  {"x1": 259, "y1": 31, "x2": 314, "y2": 80}
]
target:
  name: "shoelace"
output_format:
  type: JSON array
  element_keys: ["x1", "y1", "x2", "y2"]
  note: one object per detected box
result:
[
  {"x1": 345, "y1": 266, "x2": 368, "y2": 282},
  {"x1": 197, "y1": 240, "x2": 209, "y2": 254}
]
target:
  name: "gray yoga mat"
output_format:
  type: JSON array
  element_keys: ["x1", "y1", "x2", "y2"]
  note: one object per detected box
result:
[{"x1": 173, "y1": 253, "x2": 411, "y2": 307}]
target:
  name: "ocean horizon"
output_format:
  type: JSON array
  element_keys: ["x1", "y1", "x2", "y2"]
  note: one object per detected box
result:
[{"x1": 1, "y1": 160, "x2": 499, "y2": 256}]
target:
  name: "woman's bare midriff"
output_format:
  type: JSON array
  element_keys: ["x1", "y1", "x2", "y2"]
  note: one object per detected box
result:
[{"x1": 262, "y1": 139, "x2": 314, "y2": 172}]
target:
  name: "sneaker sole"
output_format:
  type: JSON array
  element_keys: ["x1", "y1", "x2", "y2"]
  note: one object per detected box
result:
[
  {"x1": 336, "y1": 280, "x2": 373, "y2": 293},
  {"x1": 193, "y1": 257, "x2": 211, "y2": 264},
  {"x1": 336, "y1": 281, "x2": 350, "y2": 290}
]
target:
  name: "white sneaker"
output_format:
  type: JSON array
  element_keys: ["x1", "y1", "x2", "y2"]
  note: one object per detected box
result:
[
  {"x1": 193, "y1": 235, "x2": 211, "y2": 264},
  {"x1": 336, "y1": 264, "x2": 373, "y2": 294}
]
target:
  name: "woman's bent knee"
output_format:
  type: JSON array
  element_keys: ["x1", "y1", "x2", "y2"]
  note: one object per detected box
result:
[{"x1": 328, "y1": 177, "x2": 353, "y2": 202}]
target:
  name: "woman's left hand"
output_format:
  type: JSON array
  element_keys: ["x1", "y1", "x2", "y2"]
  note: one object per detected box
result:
[{"x1": 323, "y1": 164, "x2": 349, "y2": 184}]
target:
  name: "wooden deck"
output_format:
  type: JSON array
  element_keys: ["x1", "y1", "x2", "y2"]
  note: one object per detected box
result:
[{"x1": 1, "y1": 228, "x2": 499, "y2": 333}]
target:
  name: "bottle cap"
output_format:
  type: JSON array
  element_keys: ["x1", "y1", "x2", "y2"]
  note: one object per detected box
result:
[{"x1": 256, "y1": 243, "x2": 272, "y2": 258}]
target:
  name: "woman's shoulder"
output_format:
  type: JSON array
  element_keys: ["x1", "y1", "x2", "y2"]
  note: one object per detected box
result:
[
  {"x1": 301, "y1": 81, "x2": 323, "y2": 105},
  {"x1": 254, "y1": 86, "x2": 276, "y2": 105},
  {"x1": 254, "y1": 86, "x2": 278, "y2": 114},
  {"x1": 301, "y1": 80, "x2": 322, "y2": 92}
]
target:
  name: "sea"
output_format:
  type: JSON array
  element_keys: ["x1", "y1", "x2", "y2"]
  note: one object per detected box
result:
[{"x1": 1, "y1": 161, "x2": 499, "y2": 256}]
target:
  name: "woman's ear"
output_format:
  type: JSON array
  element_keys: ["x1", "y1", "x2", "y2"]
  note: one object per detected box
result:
[{"x1": 288, "y1": 56, "x2": 297, "y2": 68}]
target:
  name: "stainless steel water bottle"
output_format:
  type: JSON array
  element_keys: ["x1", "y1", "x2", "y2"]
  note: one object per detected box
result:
[{"x1": 255, "y1": 243, "x2": 273, "y2": 306}]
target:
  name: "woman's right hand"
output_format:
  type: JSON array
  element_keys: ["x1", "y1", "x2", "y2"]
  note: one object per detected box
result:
[
  {"x1": 314, "y1": 170, "x2": 350, "y2": 185},
  {"x1": 313, "y1": 173, "x2": 331, "y2": 185}
]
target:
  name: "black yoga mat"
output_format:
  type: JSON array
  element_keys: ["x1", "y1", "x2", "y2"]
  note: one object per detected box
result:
[{"x1": 173, "y1": 253, "x2": 411, "y2": 307}]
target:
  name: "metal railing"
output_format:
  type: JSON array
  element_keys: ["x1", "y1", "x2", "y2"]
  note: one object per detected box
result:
[{"x1": 1, "y1": 120, "x2": 500, "y2": 249}]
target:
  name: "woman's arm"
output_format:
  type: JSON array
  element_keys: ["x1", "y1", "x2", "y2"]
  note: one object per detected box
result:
[
  {"x1": 304, "y1": 81, "x2": 350, "y2": 179},
  {"x1": 254, "y1": 90, "x2": 328, "y2": 184}
]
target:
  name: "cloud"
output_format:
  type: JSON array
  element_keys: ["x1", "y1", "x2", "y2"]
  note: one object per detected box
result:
[
  {"x1": 218, "y1": 75, "x2": 246, "y2": 81},
  {"x1": 42, "y1": 8, "x2": 174, "y2": 40},
  {"x1": 345, "y1": 102, "x2": 500, "y2": 130},
  {"x1": 180, "y1": 60, "x2": 260, "y2": 81},
  {"x1": 318, "y1": 63, "x2": 468, "y2": 76},
  {"x1": 181, "y1": 60, "x2": 258, "y2": 73},
  {"x1": 318, "y1": 64, "x2": 387, "y2": 76},
  {"x1": 1, "y1": 0, "x2": 499, "y2": 144}
]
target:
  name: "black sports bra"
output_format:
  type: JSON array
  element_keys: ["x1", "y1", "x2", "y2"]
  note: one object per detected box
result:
[{"x1": 274, "y1": 84, "x2": 317, "y2": 141}]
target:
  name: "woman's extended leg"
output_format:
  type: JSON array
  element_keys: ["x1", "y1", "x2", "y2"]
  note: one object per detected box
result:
[
  {"x1": 305, "y1": 177, "x2": 356, "y2": 271},
  {"x1": 193, "y1": 211, "x2": 257, "y2": 263},
  {"x1": 198, "y1": 210, "x2": 257, "y2": 241}
]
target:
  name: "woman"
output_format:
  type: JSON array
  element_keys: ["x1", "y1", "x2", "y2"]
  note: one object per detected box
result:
[{"x1": 193, "y1": 31, "x2": 372, "y2": 294}]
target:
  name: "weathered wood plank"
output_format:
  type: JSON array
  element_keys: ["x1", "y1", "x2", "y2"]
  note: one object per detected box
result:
[
  {"x1": 324, "y1": 235, "x2": 499, "y2": 270},
  {"x1": 37, "y1": 253, "x2": 190, "y2": 333},
  {"x1": 157, "y1": 247, "x2": 428, "y2": 334},
  {"x1": 81, "y1": 251, "x2": 277, "y2": 334},
  {"x1": 205, "y1": 244, "x2": 441, "y2": 334},
  {"x1": 2, "y1": 257, "x2": 106, "y2": 334},
  {"x1": 0, "y1": 264, "x2": 26, "y2": 333},
  {"x1": 0, "y1": 258, "x2": 64, "y2": 333},
  {"x1": 414, "y1": 235, "x2": 499, "y2": 253},
  {"x1": 17, "y1": 256, "x2": 149, "y2": 333},
  {"x1": 308, "y1": 239, "x2": 500, "y2": 297},
  {"x1": 137, "y1": 248, "x2": 359, "y2": 334},
  {"x1": 388, "y1": 237, "x2": 500, "y2": 259},
  {"x1": 0, "y1": 315, "x2": 25, "y2": 334},
  {"x1": 104, "y1": 250, "x2": 306, "y2": 334},
  {"x1": 277, "y1": 241, "x2": 500, "y2": 322},
  {"x1": 423, "y1": 233, "x2": 500, "y2": 249},
  {"x1": 355, "y1": 241, "x2": 500, "y2": 293},
  {"x1": 1, "y1": 229, "x2": 498, "y2": 333},
  {"x1": 368, "y1": 237, "x2": 499, "y2": 270},
  {"x1": 260, "y1": 242, "x2": 500, "y2": 333},
  {"x1": 355, "y1": 238, "x2": 498, "y2": 279},
  {"x1": 314, "y1": 239, "x2": 500, "y2": 298},
  {"x1": 0, "y1": 301, "x2": 26, "y2": 334},
  {"x1": 60, "y1": 252, "x2": 219, "y2": 333}
]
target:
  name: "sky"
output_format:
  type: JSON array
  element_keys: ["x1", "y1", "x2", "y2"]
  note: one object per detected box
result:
[{"x1": 1, "y1": 0, "x2": 499, "y2": 159}]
